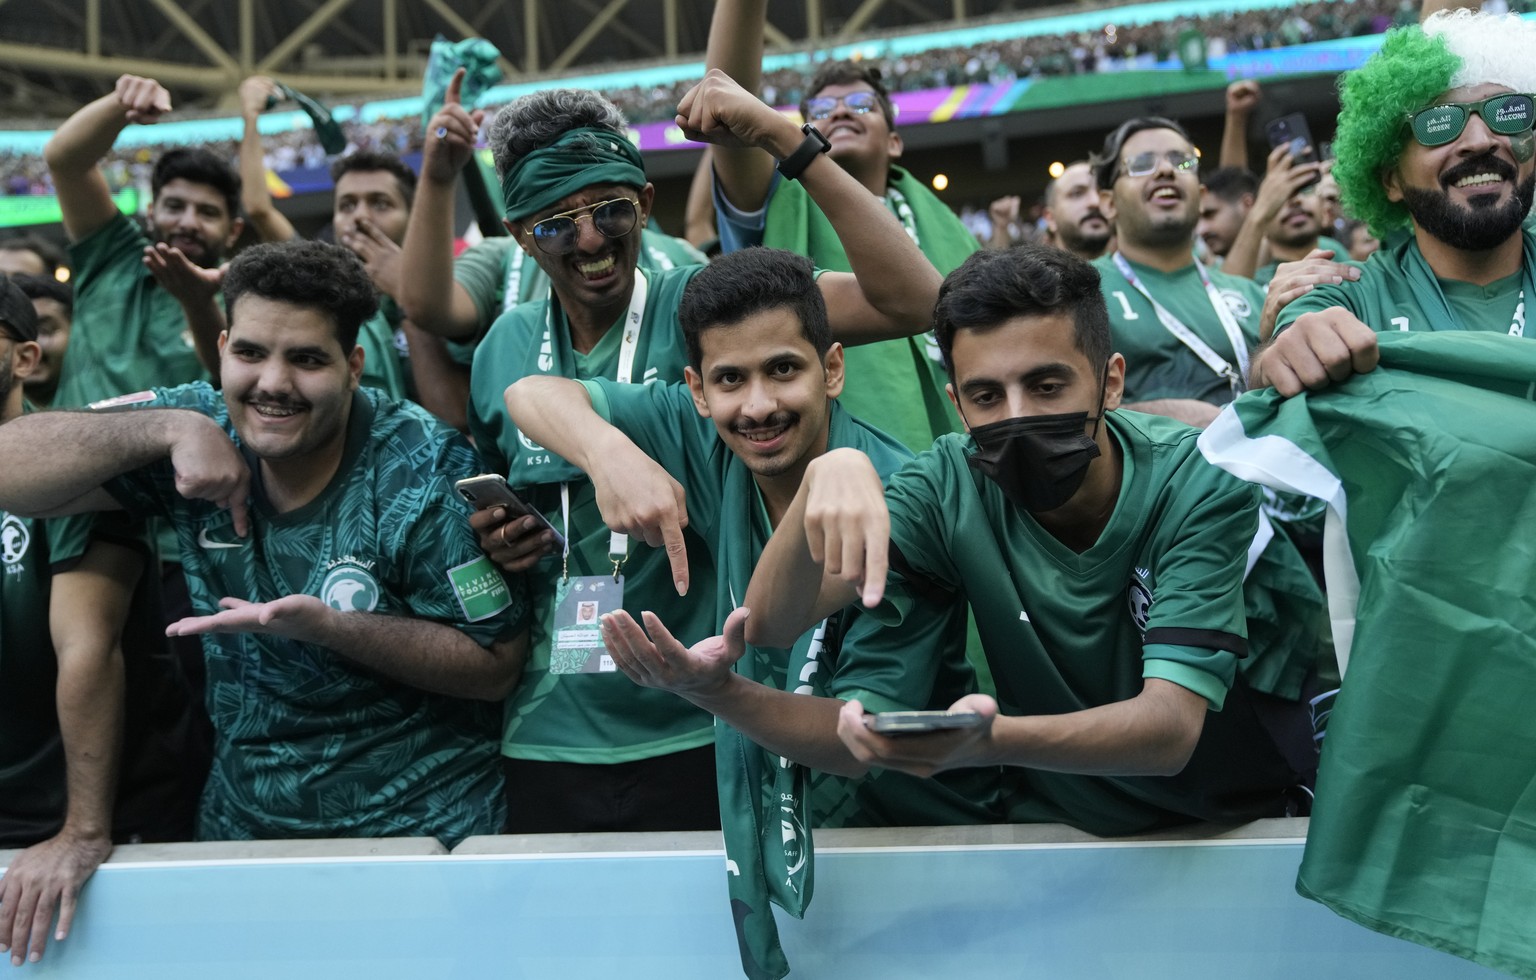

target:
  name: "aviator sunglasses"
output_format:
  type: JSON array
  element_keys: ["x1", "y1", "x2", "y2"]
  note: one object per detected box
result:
[
  {"x1": 804, "y1": 91, "x2": 882, "y2": 122},
  {"x1": 1119, "y1": 150, "x2": 1199, "y2": 179},
  {"x1": 1406, "y1": 93, "x2": 1536, "y2": 147},
  {"x1": 523, "y1": 197, "x2": 639, "y2": 256}
]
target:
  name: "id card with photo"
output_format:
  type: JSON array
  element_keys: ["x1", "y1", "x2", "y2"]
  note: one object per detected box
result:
[{"x1": 549, "y1": 574, "x2": 625, "y2": 673}]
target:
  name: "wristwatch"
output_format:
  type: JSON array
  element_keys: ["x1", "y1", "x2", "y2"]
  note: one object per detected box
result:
[{"x1": 777, "y1": 123, "x2": 831, "y2": 181}]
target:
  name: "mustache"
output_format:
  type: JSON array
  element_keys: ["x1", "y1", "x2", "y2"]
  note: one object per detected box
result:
[
  {"x1": 1442, "y1": 152, "x2": 1517, "y2": 189},
  {"x1": 732, "y1": 411, "x2": 797, "y2": 434},
  {"x1": 245, "y1": 394, "x2": 309, "y2": 410}
]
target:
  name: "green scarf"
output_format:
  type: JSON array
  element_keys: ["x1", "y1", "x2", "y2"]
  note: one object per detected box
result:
[
  {"x1": 501, "y1": 127, "x2": 646, "y2": 222},
  {"x1": 762, "y1": 165, "x2": 978, "y2": 453},
  {"x1": 715, "y1": 402, "x2": 911, "y2": 980}
]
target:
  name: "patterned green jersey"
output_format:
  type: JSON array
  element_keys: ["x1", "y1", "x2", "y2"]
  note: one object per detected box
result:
[
  {"x1": 1277, "y1": 230, "x2": 1536, "y2": 337},
  {"x1": 582, "y1": 378, "x2": 1001, "y2": 828},
  {"x1": 56, "y1": 214, "x2": 209, "y2": 408},
  {"x1": 467, "y1": 266, "x2": 717, "y2": 763},
  {"x1": 101, "y1": 384, "x2": 526, "y2": 845},
  {"x1": 876, "y1": 411, "x2": 1303, "y2": 836},
  {"x1": 1094, "y1": 255, "x2": 1264, "y2": 406},
  {"x1": 447, "y1": 228, "x2": 706, "y2": 363}
]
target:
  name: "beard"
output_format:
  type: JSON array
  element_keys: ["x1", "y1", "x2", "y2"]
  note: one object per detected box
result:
[
  {"x1": 1401, "y1": 156, "x2": 1536, "y2": 252},
  {"x1": 1059, "y1": 215, "x2": 1113, "y2": 257}
]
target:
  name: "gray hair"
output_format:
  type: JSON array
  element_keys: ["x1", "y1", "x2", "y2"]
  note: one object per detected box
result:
[{"x1": 486, "y1": 89, "x2": 630, "y2": 178}]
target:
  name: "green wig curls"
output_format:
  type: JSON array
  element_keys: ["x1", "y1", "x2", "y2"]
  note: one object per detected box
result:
[{"x1": 1332, "y1": 27, "x2": 1459, "y2": 239}]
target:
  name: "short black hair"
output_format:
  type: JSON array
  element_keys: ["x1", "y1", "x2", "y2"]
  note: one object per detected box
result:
[
  {"x1": 1202, "y1": 166, "x2": 1259, "y2": 203},
  {"x1": 1090, "y1": 116, "x2": 1192, "y2": 192},
  {"x1": 330, "y1": 150, "x2": 418, "y2": 209},
  {"x1": 11, "y1": 273, "x2": 72, "y2": 315},
  {"x1": 222, "y1": 240, "x2": 378, "y2": 351},
  {"x1": 0, "y1": 235, "x2": 67, "y2": 276},
  {"x1": 933, "y1": 244, "x2": 1111, "y2": 381},
  {"x1": 678, "y1": 248, "x2": 831, "y2": 371},
  {"x1": 153, "y1": 147, "x2": 241, "y2": 218},
  {"x1": 800, "y1": 61, "x2": 897, "y2": 129},
  {"x1": 0, "y1": 274, "x2": 39, "y2": 342}
]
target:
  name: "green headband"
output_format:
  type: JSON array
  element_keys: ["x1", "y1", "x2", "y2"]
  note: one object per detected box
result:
[{"x1": 501, "y1": 127, "x2": 646, "y2": 221}]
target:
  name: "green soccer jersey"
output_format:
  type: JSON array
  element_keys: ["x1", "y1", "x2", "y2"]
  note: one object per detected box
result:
[
  {"x1": 467, "y1": 266, "x2": 717, "y2": 763},
  {"x1": 1095, "y1": 254, "x2": 1264, "y2": 406},
  {"x1": 875, "y1": 410, "x2": 1302, "y2": 836},
  {"x1": 356, "y1": 295, "x2": 412, "y2": 402},
  {"x1": 56, "y1": 214, "x2": 209, "y2": 408},
  {"x1": 448, "y1": 227, "x2": 706, "y2": 362},
  {"x1": 101, "y1": 384, "x2": 525, "y2": 846},
  {"x1": 581, "y1": 378, "x2": 1001, "y2": 828},
  {"x1": 1276, "y1": 229, "x2": 1536, "y2": 337}
]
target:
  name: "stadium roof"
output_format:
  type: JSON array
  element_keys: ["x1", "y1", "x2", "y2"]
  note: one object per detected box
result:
[{"x1": 0, "y1": 0, "x2": 1234, "y2": 117}]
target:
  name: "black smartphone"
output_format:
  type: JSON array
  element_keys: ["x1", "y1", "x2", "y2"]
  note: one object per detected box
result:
[
  {"x1": 454, "y1": 474, "x2": 566, "y2": 551},
  {"x1": 1265, "y1": 113, "x2": 1321, "y2": 187},
  {"x1": 868, "y1": 710, "x2": 985, "y2": 736}
]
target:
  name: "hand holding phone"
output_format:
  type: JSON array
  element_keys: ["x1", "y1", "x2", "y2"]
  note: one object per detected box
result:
[
  {"x1": 454, "y1": 474, "x2": 566, "y2": 552},
  {"x1": 1265, "y1": 113, "x2": 1320, "y2": 188},
  {"x1": 868, "y1": 710, "x2": 985, "y2": 736}
]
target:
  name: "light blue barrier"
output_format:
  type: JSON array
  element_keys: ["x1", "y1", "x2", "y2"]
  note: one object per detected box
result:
[{"x1": 0, "y1": 822, "x2": 1504, "y2": 979}]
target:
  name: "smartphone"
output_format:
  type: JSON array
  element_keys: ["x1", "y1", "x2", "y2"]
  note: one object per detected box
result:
[
  {"x1": 868, "y1": 710, "x2": 985, "y2": 736},
  {"x1": 454, "y1": 474, "x2": 566, "y2": 551},
  {"x1": 1265, "y1": 113, "x2": 1321, "y2": 187}
]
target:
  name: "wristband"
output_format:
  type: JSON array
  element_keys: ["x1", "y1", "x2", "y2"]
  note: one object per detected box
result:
[{"x1": 777, "y1": 124, "x2": 831, "y2": 181}]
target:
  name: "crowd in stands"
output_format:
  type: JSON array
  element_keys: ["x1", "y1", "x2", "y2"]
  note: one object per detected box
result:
[
  {"x1": 0, "y1": 2, "x2": 1532, "y2": 979},
  {"x1": 0, "y1": 0, "x2": 1449, "y2": 198}
]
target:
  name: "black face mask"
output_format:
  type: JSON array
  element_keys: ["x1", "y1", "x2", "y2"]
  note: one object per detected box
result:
[{"x1": 966, "y1": 411, "x2": 1103, "y2": 513}]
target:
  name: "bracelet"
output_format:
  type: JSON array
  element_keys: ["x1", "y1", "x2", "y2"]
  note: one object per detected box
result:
[{"x1": 777, "y1": 124, "x2": 831, "y2": 181}]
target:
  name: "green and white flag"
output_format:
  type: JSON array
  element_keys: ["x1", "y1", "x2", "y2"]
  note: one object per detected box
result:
[{"x1": 1199, "y1": 332, "x2": 1536, "y2": 979}]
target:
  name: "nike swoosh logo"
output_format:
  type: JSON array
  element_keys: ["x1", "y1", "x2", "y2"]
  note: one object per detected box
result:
[{"x1": 197, "y1": 528, "x2": 243, "y2": 550}]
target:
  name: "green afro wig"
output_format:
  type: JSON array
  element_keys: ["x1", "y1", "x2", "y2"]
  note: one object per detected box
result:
[{"x1": 1332, "y1": 27, "x2": 1459, "y2": 240}]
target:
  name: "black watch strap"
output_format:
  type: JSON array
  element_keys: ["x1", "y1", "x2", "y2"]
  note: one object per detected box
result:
[{"x1": 777, "y1": 123, "x2": 831, "y2": 181}]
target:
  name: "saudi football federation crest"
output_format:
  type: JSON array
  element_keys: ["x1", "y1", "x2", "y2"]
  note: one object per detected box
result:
[
  {"x1": 320, "y1": 559, "x2": 380, "y2": 612},
  {"x1": 1, "y1": 514, "x2": 29, "y2": 566},
  {"x1": 1127, "y1": 571, "x2": 1154, "y2": 634}
]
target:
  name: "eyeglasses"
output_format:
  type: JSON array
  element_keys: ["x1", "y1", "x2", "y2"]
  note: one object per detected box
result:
[
  {"x1": 1119, "y1": 150, "x2": 1199, "y2": 179},
  {"x1": 805, "y1": 92, "x2": 882, "y2": 122},
  {"x1": 522, "y1": 197, "x2": 639, "y2": 255},
  {"x1": 1405, "y1": 93, "x2": 1536, "y2": 147}
]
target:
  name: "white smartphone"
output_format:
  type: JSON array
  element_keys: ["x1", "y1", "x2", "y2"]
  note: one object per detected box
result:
[
  {"x1": 454, "y1": 473, "x2": 566, "y2": 551},
  {"x1": 868, "y1": 710, "x2": 985, "y2": 736}
]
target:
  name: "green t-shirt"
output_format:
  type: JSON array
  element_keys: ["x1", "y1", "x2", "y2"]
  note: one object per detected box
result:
[
  {"x1": 101, "y1": 384, "x2": 525, "y2": 846},
  {"x1": 57, "y1": 213, "x2": 209, "y2": 408},
  {"x1": 467, "y1": 266, "x2": 717, "y2": 763},
  {"x1": 1095, "y1": 255, "x2": 1264, "y2": 406},
  {"x1": 582, "y1": 379, "x2": 1001, "y2": 827},
  {"x1": 874, "y1": 410, "x2": 1301, "y2": 836},
  {"x1": 1277, "y1": 233, "x2": 1533, "y2": 336},
  {"x1": 357, "y1": 295, "x2": 412, "y2": 402},
  {"x1": 448, "y1": 227, "x2": 706, "y2": 362}
]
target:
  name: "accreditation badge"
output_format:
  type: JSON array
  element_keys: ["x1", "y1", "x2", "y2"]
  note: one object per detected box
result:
[{"x1": 549, "y1": 574, "x2": 624, "y2": 673}]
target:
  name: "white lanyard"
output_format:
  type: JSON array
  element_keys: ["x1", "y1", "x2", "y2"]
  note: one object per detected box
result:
[
  {"x1": 1113, "y1": 252, "x2": 1249, "y2": 395},
  {"x1": 503, "y1": 246, "x2": 526, "y2": 312},
  {"x1": 1511, "y1": 292, "x2": 1526, "y2": 337},
  {"x1": 555, "y1": 268, "x2": 649, "y2": 570}
]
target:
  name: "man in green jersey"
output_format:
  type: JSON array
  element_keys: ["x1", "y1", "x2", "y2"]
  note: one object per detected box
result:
[
  {"x1": 1091, "y1": 117, "x2": 1269, "y2": 428},
  {"x1": 462, "y1": 75, "x2": 943, "y2": 833},
  {"x1": 44, "y1": 75, "x2": 244, "y2": 407},
  {"x1": 704, "y1": 0, "x2": 981, "y2": 454},
  {"x1": 744, "y1": 245, "x2": 1312, "y2": 836},
  {"x1": 505, "y1": 247, "x2": 998, "y2": 980},
  {"x1": 397, "y1": 71, "x2": 705, "y2": 430},
  {"x1": 0, "y1": 278, "x2": 202, "y2": 966},
  {"x1": 1255, "y1": 9, "x2": 1536, "y2": 395},
  {"x1": 0, "y1": 241, "x2": 528, "y2": 847}
]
